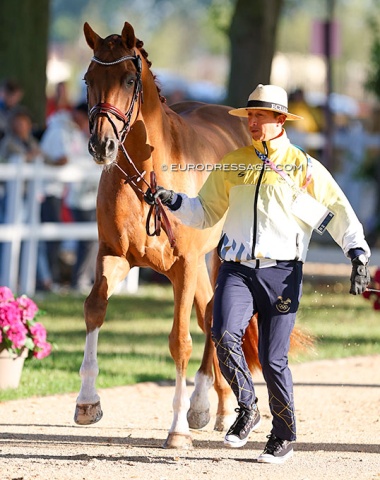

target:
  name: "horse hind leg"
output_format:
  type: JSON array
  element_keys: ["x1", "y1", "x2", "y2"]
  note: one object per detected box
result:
[
  {"x1": 189, "y1": 292, "x2": 236, "y2": 432},
  {"x1": 188, "y1": 254, "x2": 236, "y2": 432},
  {"x1": 187, "y1": 284, "x2": 213, "y2": 430},
  {"x1": 74, "y1": 254, "x2": 130, "y2": 425}
]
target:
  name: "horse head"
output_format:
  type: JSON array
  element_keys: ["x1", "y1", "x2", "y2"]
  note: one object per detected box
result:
[{"x1": 83, "y1": 22, "x2": 144, "y2": 165}]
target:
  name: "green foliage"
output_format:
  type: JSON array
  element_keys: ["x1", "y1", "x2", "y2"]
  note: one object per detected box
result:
[
  {"x1": 365, "y1": 16, "x2": 380, "y2": 100},
  {"x1": 0, "y1": 283, "x2": 379, "y2": 401}
]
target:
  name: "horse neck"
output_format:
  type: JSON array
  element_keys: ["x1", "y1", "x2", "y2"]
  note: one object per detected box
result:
[{"x1": 122, "y1": 89, "x2": 170, "y2": 176}]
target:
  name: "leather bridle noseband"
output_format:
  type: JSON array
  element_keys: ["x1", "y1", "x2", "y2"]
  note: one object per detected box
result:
[{"x1": 88, "y1": 53, "x2": 175, "y2": 248}]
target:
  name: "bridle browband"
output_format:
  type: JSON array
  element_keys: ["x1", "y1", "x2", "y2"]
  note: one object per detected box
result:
[{"x1": 88, "y1": 52, "x2": 175, "y2": 248}]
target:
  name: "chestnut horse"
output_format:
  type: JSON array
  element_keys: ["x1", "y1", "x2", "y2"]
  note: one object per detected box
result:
[{"x1": 74, "y1": 21, "x2": 307, "y2": 449}]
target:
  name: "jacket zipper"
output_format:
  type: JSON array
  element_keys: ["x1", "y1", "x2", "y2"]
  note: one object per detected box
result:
[{"x1": 251, "y1": 141, "x2": 267, "y2": 259}]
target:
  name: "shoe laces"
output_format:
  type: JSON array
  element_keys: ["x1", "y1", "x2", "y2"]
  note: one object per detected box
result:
[{"x1": 229, "y1": 407, "x2": 252, "y2": 430}]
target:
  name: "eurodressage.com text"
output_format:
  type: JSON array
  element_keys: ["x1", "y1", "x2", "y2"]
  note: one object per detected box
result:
[{"x1": 161, "y1": 163, "x2": 304, "y2": 172}]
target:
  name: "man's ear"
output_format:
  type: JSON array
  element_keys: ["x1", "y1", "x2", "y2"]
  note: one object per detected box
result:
[{"x1": 278, "y1": 114, "x2": 287, "y2": 125}]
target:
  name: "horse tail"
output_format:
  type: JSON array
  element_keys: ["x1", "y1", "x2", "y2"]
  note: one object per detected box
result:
[{"x1": 243, "y1": 317, "x2": 315, "y2": 373}]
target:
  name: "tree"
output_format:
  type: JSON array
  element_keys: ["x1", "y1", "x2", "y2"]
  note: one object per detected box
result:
[
  {"x1": 0, "y1": 0, "x2": 50, "y2": 128},
  {"x1": 226, "y1": 0, "x2": 283, "y2": 106},
  {"x1": 366, "y1": 17, "x2": 380, "y2": 101}
]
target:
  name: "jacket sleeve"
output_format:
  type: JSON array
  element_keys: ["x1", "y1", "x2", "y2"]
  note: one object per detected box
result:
[
  {"x1": 306, "y1": 158, "x2": 371, "y2": 258},
  {"x1": 170, "y1": 168, "x2": 230, "y2": 229}
]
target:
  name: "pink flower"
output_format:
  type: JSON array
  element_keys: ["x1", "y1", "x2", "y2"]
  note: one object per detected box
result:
[
  {"x1": 0, "y1": 286, "x2": 51, "y2": 360},
  {"x1": 0, "y1": 302, "x2": 21, "y2": 326},
  {"x1": 5, "y1": 321, "x2": 28, "y2": 349},
  {"x1": 0, "y1": 286, "x2": 15, "y2": 304},
  {"x1": 16, "y1": 295, "x2": 39, "y2": 322},
  {"x1": 33, "y1": 341, "x2": 52, "y2": 359},
  {"x1": 30, "y1": 322, "x2": 47, "y2": 345}
]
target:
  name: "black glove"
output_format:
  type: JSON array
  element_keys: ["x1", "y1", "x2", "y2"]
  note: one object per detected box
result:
[
  {"x1": 350, "y1": 255, "x2": 370, "y2": 295},
  {"x1": 144, "y1": 186, "x2": 175, "y2": 206}
]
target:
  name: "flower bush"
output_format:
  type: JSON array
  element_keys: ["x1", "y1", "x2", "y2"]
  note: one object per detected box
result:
[
  {"x1": 0, "y1": 286, "x2": 52, "y2": 359},
  {"x1": 362, "y1": 267, "x2": 380, "y2": 310}
]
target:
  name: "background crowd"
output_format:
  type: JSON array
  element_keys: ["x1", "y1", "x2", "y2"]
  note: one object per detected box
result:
[{"x1": 0, "y1": 78, "x2": 101, "y2": 294}]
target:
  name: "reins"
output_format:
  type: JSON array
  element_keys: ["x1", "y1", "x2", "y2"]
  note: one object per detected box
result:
[{"x1": 88, "y1": 53, "x2": 176, "y2": 248}]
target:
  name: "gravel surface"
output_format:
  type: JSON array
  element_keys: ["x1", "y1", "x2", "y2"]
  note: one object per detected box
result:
[{"x1": 0, "y1": 355, "x2": 379, "y2": 480}]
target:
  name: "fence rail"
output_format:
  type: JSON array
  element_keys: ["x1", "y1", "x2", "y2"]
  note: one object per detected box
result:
[{"x1": 0, "y1": 156, "x2": 139, "y2": 296}]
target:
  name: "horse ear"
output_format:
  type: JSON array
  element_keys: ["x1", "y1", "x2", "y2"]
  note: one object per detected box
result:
[
  {"x1": 121, "y1": 22, "x2": 136, "y2": 49},
  {"x1": 83, "y1": 22, "x2": 102, "y2": 50}
]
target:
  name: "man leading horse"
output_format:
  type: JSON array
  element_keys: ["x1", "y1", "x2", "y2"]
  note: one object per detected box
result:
[{"x1": 145, "y1": 83, "x2": 371, "y2": 463}]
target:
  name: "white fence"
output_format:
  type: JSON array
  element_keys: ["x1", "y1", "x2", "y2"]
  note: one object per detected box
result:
[{"x1": 0, "y1": 155, "x2": 139, "y2": 296}]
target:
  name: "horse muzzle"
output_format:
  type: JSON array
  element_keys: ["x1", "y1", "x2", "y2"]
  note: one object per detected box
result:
[{"x1": 88, "y1": 135, "x2": 118, "y2": 165}]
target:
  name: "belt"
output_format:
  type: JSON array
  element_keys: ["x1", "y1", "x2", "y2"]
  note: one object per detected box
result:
[{"x1": 241, "y1": 258, "x2": 278, "y2": 269}]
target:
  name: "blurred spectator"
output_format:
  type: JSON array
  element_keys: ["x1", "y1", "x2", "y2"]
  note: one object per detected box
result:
[
  {"x1": 0, "y1": 106, "x2": 42, "y2": 162},
  {"x1": 40, "y1": 103, "x2": 100, "y2": 292},
  {"x1": 64, "y1": 102, "x2": 101, "y2": 293},
  {"x1": 0, "y1": 107, "x2": 46, "y2": 221},
  {"x1": 287, "y1": 87, "x2": 325, "y2": 159},
  {"x1": 39, "y1": 110, "x2": 70, "y2": 285},
  {"x1": 46, "y1": 81, "x2": 73, "y2": 120},
  {"x1": 0, "y1": 79, "x2": 24, "y2": 140},
  {"x1": 0, "y1": 106, "x2": 53, "y2": 290},
  {"x1": 287, "y1": 88, "x2": 323, "y2": 133}
]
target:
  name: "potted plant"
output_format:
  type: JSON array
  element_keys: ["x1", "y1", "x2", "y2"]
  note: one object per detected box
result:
[{"x1": 0, "y1": 285, "x2": 52, "y2": 389}]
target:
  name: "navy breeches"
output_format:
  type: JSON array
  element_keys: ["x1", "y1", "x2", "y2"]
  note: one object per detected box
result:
[{"x1": 211, "y1": 260, "x2": 303, "y2": 441}]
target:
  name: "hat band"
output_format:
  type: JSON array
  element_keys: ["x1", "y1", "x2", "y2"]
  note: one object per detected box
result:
[{"x1": 246, "y1": 100, "x2": 288, "y2": 114}]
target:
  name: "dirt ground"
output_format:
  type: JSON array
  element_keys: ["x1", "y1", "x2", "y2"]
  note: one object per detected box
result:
[{"x1": 0, "y1": 355, "x2": 379, "y2": 480}]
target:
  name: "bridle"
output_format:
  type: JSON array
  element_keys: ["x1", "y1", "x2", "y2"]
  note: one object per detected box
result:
[
  {"x1": 88, "y1": 54, "x2": 143, "y2": 143},
  {"x1": 88, "y1": 53, "x2": 175, "y2": 248}
]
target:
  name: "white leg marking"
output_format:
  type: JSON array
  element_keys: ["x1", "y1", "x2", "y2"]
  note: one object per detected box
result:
[
  {"x1": 190, "y1": 371, "x2": 213, "y2": 413},
  {"x1": 76, "y1": 328, "x2": 100, "y2": 404},
  {"x1": 169, "y1": 372, "x2": 191, "y2": 435}
]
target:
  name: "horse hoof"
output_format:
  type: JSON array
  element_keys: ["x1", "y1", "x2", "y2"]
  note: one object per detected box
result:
[
  {"x1": 74, "y1": 401, "x2": 103, "y2": 425},
  {"x1": 187, "y1": 408, "x2": 210, "y2": 429},
  {"x1": 214, "y1": 414, "x2": 232, "y2": 432},
  {"x1": 163, "y1": 433, "x2": 193, "y2": 449}
]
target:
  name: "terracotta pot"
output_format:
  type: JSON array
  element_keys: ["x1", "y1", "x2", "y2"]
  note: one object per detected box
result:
[{"x1": 0, "y1": 349, "x2": 28, "y2": 390}]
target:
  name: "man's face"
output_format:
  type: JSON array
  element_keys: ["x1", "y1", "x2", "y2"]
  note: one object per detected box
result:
[{"x1": 247, "y1": 109, "x2": 286, "y2": 141}]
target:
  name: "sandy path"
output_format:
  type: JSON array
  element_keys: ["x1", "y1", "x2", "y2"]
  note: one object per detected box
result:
[{"x1": 0, "y1": 355, "x2": 379, "y2": 480}]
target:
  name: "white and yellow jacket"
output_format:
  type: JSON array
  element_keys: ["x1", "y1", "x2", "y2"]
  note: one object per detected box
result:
[{"x1": 171, "y1": 129, "x2": 370, "y2": 263}]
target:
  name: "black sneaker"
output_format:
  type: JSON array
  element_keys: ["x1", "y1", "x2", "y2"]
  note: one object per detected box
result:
[
  {"x1": 224, "y1": 405, "x2": 261, "y2": 448},
  {"x1": 257, "y1": 433, "x2": 294, "y2": 464}
]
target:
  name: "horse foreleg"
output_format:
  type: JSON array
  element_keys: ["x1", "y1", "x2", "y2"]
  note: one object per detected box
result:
[
  {"x1": 74, "y1": 327, "x2": 103, "y2": 425},
  {"x1": 74, "y1": 253, "x2": 130, "y2": 425},
  {"x1": 164, "y1": 261, "x2": 197, "y2": 449}
]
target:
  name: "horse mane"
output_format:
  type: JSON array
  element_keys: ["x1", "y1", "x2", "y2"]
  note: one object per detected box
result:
[{"x1": 136, "y1": 38, "x2": 167, "y2": 104}]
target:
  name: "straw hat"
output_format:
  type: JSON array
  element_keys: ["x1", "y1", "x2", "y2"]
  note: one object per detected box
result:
[{"x1": 229, "y1": 84, "x2": 303, "y2": 121}]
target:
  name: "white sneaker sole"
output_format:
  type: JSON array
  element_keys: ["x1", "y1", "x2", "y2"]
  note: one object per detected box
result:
[
  {"x1": 257, "y1": 448, "x2": 293, "y2": 464},
  {"x1": 224, "y1": 417, "x2": 262, "y2": 448}
]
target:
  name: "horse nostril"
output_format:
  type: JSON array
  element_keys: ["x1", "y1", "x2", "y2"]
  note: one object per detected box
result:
[{"x1": 105, "y1": 138, "x2": 117, "y2": 157}]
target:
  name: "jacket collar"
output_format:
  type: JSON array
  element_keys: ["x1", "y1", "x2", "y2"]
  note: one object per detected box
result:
[{"x1": 251, "y1": 128, "x2": 291, "y2": 157}]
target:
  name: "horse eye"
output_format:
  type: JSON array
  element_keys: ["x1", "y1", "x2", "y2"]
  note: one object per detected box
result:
[{"x1": 127, "y1": 78, "x2": 135, "y2": 87}]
